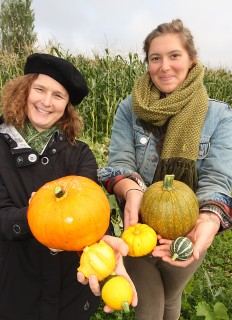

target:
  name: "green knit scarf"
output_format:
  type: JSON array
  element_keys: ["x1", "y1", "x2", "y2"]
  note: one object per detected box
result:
[
  {"x1": 19, "y1": 122, "x2": 58, "y2": 154},
  {"x1": 132, "y1": 61, "x2": 209, "y2": 191}
]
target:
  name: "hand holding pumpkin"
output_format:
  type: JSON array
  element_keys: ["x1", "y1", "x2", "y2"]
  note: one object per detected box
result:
[
  {"x1": 101, "y1": 256, "x2": 138, "y2": 313},
  {"x1": 77, "y1": 235, "x2": 129, "y2": 281},
  {"x1": 77, "y1": 235, "x2": 138, "y2": 312},
  {"x1": 179, "y1": 213, "x2": 220, "y2": 264},
  {"x1": 154, "y1": 212, "x2": 220, "y2": 267}
]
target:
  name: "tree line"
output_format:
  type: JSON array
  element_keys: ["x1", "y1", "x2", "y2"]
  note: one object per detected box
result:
[{"x1": 0, "y1": 0, "x2": 36, "y2": 55}]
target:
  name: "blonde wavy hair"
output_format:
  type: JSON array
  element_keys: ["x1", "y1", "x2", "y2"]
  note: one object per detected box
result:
[
  {"x1": 1, "y1": 74, "x2": 84, "y2": 144},
  {"x1": 143, "y1": 19, "x2": 197, "y2": 63}
]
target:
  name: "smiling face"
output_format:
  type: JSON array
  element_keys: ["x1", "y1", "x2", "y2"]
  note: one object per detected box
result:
[
  {"x1": 147, "y1": 33, "x2": 195, "y2": 94},
  {"x1": 27, "y1": 74, "x2": 69, "y2": 132}
]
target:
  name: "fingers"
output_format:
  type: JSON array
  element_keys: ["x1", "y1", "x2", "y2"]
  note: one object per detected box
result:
[
  {"x1": 101, "y1": 235, "x2": 129, "y2": 256},
  {"x1": 123, "y1": 214, "x2": 131, "y2": 230},
  {"x1": 103, "y1": 305, "x2": 114, "y2": 313},
  {"x1": 124, "y1": 211, "x2": 138, "y2": 230},
  {"x1": 192, "y1": 247, "x2": 200, "y2": 260},
  {"x1": 157, "y1": 237, "x2": 172, "y2": 245},
  {"x1": 48, "y1": 248, "x2": 63, "y2": 253},
  {"x1": 152, "y1": 244, "x2": 172, "y2": 258},
  {"x1": 162, "y1": 255, "x2": 195, "y2": 267},
  {"x1": 88, "y1": 275, "x2": 101, "y2": 296},
  {"x1": 28, "y1": 192, "x2": 35, "y2": 204},
  {"x1": 77, "y1": 272, "x2": 89, "y2": 285},
  {"x1": 77, "y1": 273, "x2": 101, "y2": 296}
]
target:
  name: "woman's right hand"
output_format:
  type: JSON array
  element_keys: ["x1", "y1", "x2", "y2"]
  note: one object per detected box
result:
[{"x1": 124, "y1": 189, "x2": 143, "y2": 229}]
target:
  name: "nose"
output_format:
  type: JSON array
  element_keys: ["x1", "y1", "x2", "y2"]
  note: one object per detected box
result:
[
  {"x1": 42, "y1": 93, "x2": 52, "y2": 106},
  {"x1": 160, "y1": 58, "x2": 170, "y2": 72}
]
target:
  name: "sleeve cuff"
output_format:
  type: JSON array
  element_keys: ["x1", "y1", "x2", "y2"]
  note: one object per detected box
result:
[{"x1": 199, "y1": 200, "x2": 232, "y2": 231}]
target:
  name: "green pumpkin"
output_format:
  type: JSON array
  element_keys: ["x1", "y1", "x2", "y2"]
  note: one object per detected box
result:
[
  {"x1": 170, "y1": 237, "x2": 194, "y2": 261},
  {"x1": 140, "y1": 174, "x2": 199, "y2": 239}
]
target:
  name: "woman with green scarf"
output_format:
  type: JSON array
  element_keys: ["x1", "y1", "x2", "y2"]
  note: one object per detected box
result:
[
  {"x1": 98, "y1": 19, "x2": 232, "y2": 320},
  {"x1": 0, "y1": 53, "x2": 137, "y2": 320}
]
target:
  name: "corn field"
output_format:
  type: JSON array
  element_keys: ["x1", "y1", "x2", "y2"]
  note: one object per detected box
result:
[
  {"x1": 1, "y1": 47, "x2": 232, "y2": 146},
  {"x1": 0, "y1": 47, "x2": 232, "y2": 320}
]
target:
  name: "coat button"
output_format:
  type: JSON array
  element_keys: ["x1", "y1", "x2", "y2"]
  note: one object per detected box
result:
[
  {"x1": 28, "y1": 153, "x2": 37, "y2": 163},
  {"x1": 41, "y1": 157, "x2": 49, "y2": 165},
  {"x1": 17, "y1": 156, "x2": 23, "y2": 164},
  {"x1": 151, "y1": 155, "x2": 157, "y2": 162},
  {"x1": 13, "y1": 224, "x2": 21, "y2": 234}
]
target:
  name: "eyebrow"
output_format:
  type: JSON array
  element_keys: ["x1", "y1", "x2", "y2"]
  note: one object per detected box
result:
[
  {"x1": 32, "y1": 82, "x2": 68, "y2": 96},
  {"x1": 149, "y1": 49, "x2": 182, "y2": 58}
]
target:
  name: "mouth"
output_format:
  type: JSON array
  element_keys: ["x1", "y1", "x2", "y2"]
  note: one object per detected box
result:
[
  {"x1": 160, "y1": 76, "x2": 174, "y2": 82},
  {"x1": 36, "y1": 106, "x2": 51, "y2": 115}
]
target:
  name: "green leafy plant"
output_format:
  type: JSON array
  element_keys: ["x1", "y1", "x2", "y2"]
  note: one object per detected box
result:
[{"x1": 196, "y1": 301, "x2": 229, "y2": 320}]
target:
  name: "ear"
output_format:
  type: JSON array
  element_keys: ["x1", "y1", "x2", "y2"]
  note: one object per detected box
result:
[{"x1": 189, "y1": 56, "x2": 197, "y2": 69}]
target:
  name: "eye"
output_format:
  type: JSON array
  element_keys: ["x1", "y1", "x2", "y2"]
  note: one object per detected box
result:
[
  {"x1": 150, "y1": 56, "x2": 160, "y2": 62},
  {"x1": 171, "y1": 53, "x2": 180, "y2": 59},
  {"x1": 33, "y1": 87, "x2": 43, "y2": 92},
  {"x1": 54, "y1": 93, "x2": 63, "y2": 99}
]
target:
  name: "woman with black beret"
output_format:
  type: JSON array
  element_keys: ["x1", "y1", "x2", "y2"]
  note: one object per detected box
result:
[{"x1": 0, "y1": 53, "x2": 137, "y2": 320}]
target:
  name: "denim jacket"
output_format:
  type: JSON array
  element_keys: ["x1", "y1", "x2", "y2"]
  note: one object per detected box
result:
[{"x1": 99, "y1": 95, "x2": 232, "y2": 230}]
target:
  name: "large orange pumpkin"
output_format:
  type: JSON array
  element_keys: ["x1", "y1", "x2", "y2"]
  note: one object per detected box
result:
[
  {"x1": 140, "y1": 174, "x2": 199, "y2": 240},
  {"x1": 27, "y1": 175, "x2": 110, "y2": 251}
]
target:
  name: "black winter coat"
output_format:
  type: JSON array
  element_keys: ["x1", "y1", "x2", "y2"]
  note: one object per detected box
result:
[{"x1": 0, "y1": 120, "x2": 101, "y2": 320}]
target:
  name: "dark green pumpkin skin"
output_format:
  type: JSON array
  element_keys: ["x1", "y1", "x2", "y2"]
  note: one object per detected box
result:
[
  {"x1": 140, "y1": 175, "x2": 199, "y2": 240},
  {"x1": 170, "y1": 237, "x2": 194, "y2": 261}
]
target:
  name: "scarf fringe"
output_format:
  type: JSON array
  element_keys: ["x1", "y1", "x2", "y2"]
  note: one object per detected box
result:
[{"x1": 153, "y1": 158, "x2": 198, "y2": 192}]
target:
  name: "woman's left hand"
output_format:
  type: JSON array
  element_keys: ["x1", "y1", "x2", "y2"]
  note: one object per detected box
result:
[
  {"x1": 77, "y1": 235, "x2": 138, "y2": 312},
  {"x1": 152, "y1": 213, "x2": 220, "y2": 267}
]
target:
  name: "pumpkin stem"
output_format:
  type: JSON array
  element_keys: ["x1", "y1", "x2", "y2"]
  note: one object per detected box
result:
[
  {"x1": 54, "y1": 186, "x2": 65, "y2": 198},
  {"x1": 162, "y1": 174, "x2": 175, "y2": 191},
  {"x1": 171, "y1": 253, "x2": 179, "y2": 261},
  {"x1": 121, "y1": 301, "x2": 130, "y2": 313}
]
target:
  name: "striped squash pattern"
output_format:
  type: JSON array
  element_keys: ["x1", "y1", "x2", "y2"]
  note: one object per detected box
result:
[{"x1": 170, "y1": 237, "x2": 194, "y2": 261}]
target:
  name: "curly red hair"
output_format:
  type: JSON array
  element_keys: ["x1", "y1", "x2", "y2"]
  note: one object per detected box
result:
[{"x1": 1, "y1": 74, "x2": 83, "y2": 144}]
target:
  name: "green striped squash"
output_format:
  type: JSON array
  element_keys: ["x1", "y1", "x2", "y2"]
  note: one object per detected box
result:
[
  {"x1": 140, "y1": 174, "x2": 199, "y2": 240},
  {"x1": 170, "y1": 237, "x2": 194, "y2": 261}
]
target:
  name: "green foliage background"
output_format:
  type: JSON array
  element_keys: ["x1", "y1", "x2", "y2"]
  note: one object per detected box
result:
[
  {"x1": 0, "y1": 48, "x2": 231, "y2": 319},
  {"x1": 0, "y1": 0, "x2": 37, "y2": 55}
]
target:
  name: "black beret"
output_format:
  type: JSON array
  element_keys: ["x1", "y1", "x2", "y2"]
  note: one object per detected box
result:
[{"x1": 24, "y1": 53, "x2": 88, "y2": 105}]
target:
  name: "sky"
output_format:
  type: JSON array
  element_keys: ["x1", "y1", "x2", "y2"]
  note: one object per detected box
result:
[{"x1": 31, "y1": 0, "x2": 232, "y2": 70}]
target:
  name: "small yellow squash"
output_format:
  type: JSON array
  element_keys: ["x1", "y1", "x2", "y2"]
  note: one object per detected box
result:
[
  {"x1": 121, "y1": 223, "x2": 157, "y2": 257},
  {"x1": 101, "y1": 275, "x2": 133, "y2": 312},
  {"x1": 77, "y1": 240, "x2": 116, "y2": 281}
]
